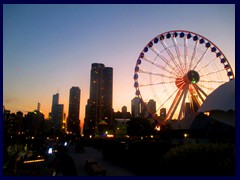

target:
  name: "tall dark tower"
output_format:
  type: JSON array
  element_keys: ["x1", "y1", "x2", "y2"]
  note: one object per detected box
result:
[
  {"x1": 51, "y1": 93, "x2": 64, "y2": 135},
  {"x1": 51, "y1": 93, "x2": 59, "y2": 113},
  {"x1": 67, "y1": 87, "x2": 81, "y2": 136},
  {"x1": 84, "y1": 63, "x2": 113, "y2": 137}
]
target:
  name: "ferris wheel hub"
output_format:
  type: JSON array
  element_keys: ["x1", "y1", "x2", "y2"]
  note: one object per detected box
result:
[
  {"x1": 186, "y1": 70, "x2": 200, "y2": 84},
  {"x1": 175, "y1": 70, "x2": 200, "y2": 89}
]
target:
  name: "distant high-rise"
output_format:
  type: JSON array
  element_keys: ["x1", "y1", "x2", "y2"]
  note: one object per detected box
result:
[
  {"x1": 67, "y1": 87, "x2": 81, "y2": 136},
  {"x1": 84, "y1": 63, "x2": 113, "y2": 137},
  {"x1": 51, "y1": 93, "x2": 64, "y2": 134},
  {"x1": 53, "y1": 104, "x2": 64, "y2": 131},
  {"x1": 37, "y1": 102, "x2": 41, "y2": 111},
  {"x1": 51, "y1": 93, "x2": 59, "y2": 113},
  {"x1": 147, "y1": 99, "x2": 156, "y2": 116},
  {"x1": 122, "y1": 106, "x2": 127, "y2": 114},
  {"x1": 131, "y1": 97, "x2": 141, "y2": 118},
  {"x1": 160, "y1": 108, "x2": 166, "y2": 120}
]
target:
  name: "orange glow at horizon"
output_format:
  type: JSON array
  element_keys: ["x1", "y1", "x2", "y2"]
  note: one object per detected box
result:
[{"x1": 4, "y1": 83, "x2": 134, "y2": 134}]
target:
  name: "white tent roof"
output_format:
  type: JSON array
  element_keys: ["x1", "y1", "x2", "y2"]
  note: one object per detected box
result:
[{"x1": 198, "y1": 79, "x2": 235, "y2": 112}]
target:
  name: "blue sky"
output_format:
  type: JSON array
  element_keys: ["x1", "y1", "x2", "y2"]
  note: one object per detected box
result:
[{"x1": 3, "y1": 4, "x2": 235, "y2": 127}]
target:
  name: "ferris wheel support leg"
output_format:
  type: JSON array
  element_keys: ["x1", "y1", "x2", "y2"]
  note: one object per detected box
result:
[
  {"x1": 177, "y1": 86, "x2": 189, "y2": 121},
  {"x1": 193, "y1": 84, "x2": 208, "y2": 99},
  {"x1": 191, "y1": 84, "x2": 205, "y2": 105},
  {"x1": 189, "y1": 90, "x2": 201, "y2": 113},
  {"x1": 164, "y1": 88, "x2": 185, "y2": 122}
]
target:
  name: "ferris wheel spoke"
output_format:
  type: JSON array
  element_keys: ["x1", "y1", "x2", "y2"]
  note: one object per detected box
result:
[
  {"x1": 184, "y1": 36, "x2": 189, "y2": 71},
  {"x1": 140, "y1": 81, "x2": 175, "y2": 87},
  {"x1": 141, "y1": 55, "x2": 178, "y2": 76},
  {"x1": 188, "y1": 40, "x2": 199, "y2": 70},
  {"x1": 150, "y1": 46, "x2": 179, "y2": 76},
  {"x1": 160, "y1": 40, "x2": 184, "y2": 75},
  {"x1": 201, "y1": 69, "x2": 225, "y2": 77},
  {"x1": 198, "y1": 57, "x2": 218, "y2": 73},
  {"x1": 192, "y1": 48, "x2": 209, "y2": 70},
  {"x1": 164, "y1": 88, "x2": 185, "y2": 121},
  {"x1": 172, "y1": 36, "x2": 183, "y2": 70},
  {"x1": 139, "y1": 69, "x2": 176, "y2": 79},
  {"x1": 157, "y1": 88, "x2": 179, "y2": 114},
  {"x1": 200, "y1": 79, "x2": 226, "y2": 84},
  {"x1": 197, "y1": 83, "x2": 215, "y2": 91}
]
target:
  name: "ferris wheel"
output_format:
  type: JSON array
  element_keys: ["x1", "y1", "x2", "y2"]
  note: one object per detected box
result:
[{"x1": 133, "y1": 30, "x2": 234, "y2": 126}]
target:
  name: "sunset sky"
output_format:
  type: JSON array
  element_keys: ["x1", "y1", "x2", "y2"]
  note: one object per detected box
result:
[{"x1": 3, "y1": 4, "x2": 235, "y2": 129}]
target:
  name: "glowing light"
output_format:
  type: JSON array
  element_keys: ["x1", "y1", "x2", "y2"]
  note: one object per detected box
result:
[
  {"x1": 184, "y1": 133, "x2": 188, "y2": 138},
  {"x1": 23, "y1": 159, "x2": 45, "y2": 164},
  {"x1": 204, "y1": 112, "x2": 210, "y2": 116},
  {"x1": 155, "y1": 125, "x2": 161, "y2": 131},
  {"x1": 106, "y1": 134, "x2": 114, "y2": 138}
]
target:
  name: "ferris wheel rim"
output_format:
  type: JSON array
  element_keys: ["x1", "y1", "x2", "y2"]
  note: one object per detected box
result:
[
  {"x1": 136, "y1": 30, "x2": 234, "y2": 80},
  {"x1": 133, "y1": 30, "x2": 234, "y2": 125}
]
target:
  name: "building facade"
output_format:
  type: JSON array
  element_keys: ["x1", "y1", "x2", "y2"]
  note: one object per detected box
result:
[
  {"x1": 131, "y1": 97, "x2": 141, "y2": 118},
  {"x1": 51, "y1": 93, "x2": 64, "y2": 135},
  {"x1": 84, "y1": 63, "x2": 113, "y2": 137},
  {"x1": 67, "y1": 87, "x2": 81, "y2": 136},
  {"x1": 51, "y1": 93, "x2": 59, "y2": 113},
  {"x1": 147, "y1": 99, "x2": 156, "y2": 117}
]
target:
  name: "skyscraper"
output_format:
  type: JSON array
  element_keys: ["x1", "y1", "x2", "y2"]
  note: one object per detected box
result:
[
  {"x1": 160, "y1": 108, "x2": 166, "y2": 120},
  {"x1": 51, "y1": 93, "x2": 64, "y2": 135},
  {"x1": 84, "y1": 63, "x2": 113, "y2": 137},
  {"x1": 147, "y1": 99, "x2": 156, "y2": 116},
  {"x1": 67, "y1": 87, "x2": 81, "y2": 136},
  {"x1": 51, "y1": 93, "x2": 59, "y2": 113},
  {"x1": 131, "y1": 97, "x2": 141, "y2": 118}
]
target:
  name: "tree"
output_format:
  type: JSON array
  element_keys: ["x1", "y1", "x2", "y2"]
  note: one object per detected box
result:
[{"x1": 127, "y1": 117, "x2": 154, "y2": 137}]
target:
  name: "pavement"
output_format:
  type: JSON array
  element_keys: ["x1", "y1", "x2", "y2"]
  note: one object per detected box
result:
[
  {"x1": 4, "y1": 144, "x2": 136, "y2": 176},
  {"x1": 67, "y1": 145, "x2": 136, "y2": 176}
]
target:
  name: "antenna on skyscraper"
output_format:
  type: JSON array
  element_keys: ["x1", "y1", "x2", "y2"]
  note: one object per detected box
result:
[
  {"x1": 37, "y1": 102, "x2": 41, "y2": 111},
  {"x1": 57, "y1": 88, "x2": 59, "y2": 94}
]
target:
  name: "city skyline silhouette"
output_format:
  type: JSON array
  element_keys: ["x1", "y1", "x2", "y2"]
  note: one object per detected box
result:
[{"x1": 3, "y1": 4, "x2": 235, "y2": 131}]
